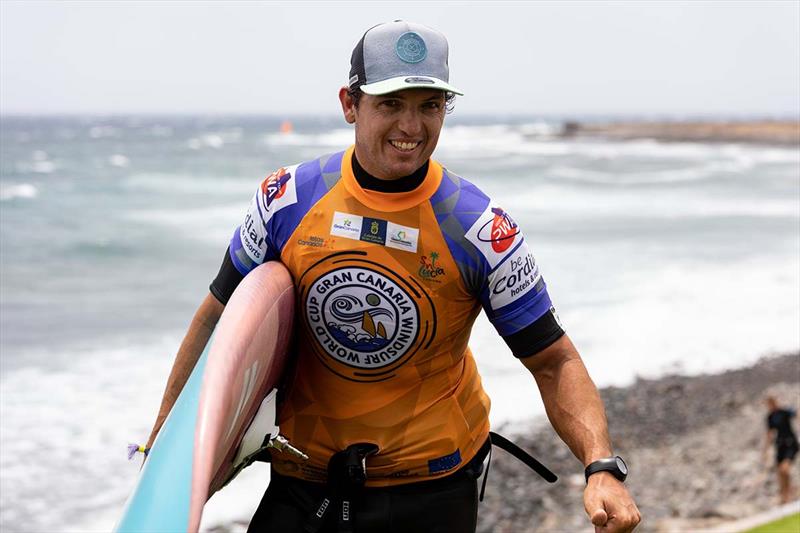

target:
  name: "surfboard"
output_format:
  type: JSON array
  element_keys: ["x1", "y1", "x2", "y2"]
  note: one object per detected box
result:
[{"x1": 115, "y1": 261, "x2": 295, "y2": 532}]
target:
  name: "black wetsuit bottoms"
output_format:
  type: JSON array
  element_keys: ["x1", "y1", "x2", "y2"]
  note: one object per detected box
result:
[
  {"x1": 776, "y1": 437, "x2": 799, "y2": 464},
  {"x1": 248, "y1": 467, "x2": 480, "y2": 533}
]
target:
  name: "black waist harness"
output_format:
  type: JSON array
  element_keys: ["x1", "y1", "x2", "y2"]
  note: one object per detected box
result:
[{"x1": 304, "y1": 432, "x2": 557, "y2": 533}]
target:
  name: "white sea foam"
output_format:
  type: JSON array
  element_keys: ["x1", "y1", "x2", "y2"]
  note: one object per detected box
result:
[
  {"x1": 186, "y1": 130, "x2": 243, "y2": 150},
  {"x1": 88, "y1": 125, "x2": 119, "y2": 139},
  {"x1": 14, "y1": 151, "x2": 57, "y2": 174},
  {"x1": 472, "y1": 253, "x2": 800, "y2": 426},
  {"x1": 263, "y1": 128, "x2": 353, "y2": 148},
  {"x1": 0, "y1": 335, "x2": 181, "y2": 532},
  {"x1": 124, "y1": 202, "x2": 245, "y2": 246},
  {"x1": 16, "y1": 252, "x2": 791, "y2": 531},
  {"x1": 438, "y1": 127, "x2": 800, "y2": 166},
  {"x1": 109, "y1": 154, "x2": 130, "y2": 168},
  {"x1": 2, "y1": 117, "x2": 798, "y2": 530},
  {"x1": 123, "y1": 173, "x2": 255, "y2": 196},
  {"x1": 0, "y1": 183, "x2": 38, "y2": 201},
  {"x1": 548, "y1": 159, "x2": 753, "y2": 185},
  {"x1": 149, "y1": 125, "x2": 174, "y2": 138},
  {"x1": 496, "y1": 180, "x2": 799, "y2": 221},
  {"x1": 32, "y1": 161, "x2": 56, "y2": 174}
]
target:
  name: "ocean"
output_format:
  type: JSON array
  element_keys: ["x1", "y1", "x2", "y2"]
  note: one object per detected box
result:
[{"x1": 1, "y1": 115, "x2": 798, "y2": 531}]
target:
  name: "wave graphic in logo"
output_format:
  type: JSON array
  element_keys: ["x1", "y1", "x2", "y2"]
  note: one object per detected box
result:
[{"x1": 326, "y1": 293, "x2": 394, "y2": 352}]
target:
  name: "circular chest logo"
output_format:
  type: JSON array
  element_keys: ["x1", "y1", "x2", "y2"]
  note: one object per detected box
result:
[
  {"x1": 396, "y1": 32, "x2": 427, "y2": 64},
  {"x1": 305, "y1": 266, "x2": 420, "y2": 371}
]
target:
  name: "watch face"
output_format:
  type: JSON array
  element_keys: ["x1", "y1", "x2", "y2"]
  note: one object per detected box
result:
[{"x1": 616, "y1": 456, "x2": 628, "y2": 475}]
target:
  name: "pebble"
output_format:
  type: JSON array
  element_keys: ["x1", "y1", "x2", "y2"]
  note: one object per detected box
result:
[{"x1": 477, "y1": 353, "x2": 800, "y2": 533}]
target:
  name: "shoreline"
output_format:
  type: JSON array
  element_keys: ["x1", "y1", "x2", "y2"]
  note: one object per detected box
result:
[
  {"x1": 203, "y1": 353, "x2": 800, "y2": 532},
  {"x1": 560, "y1": 120, "x2": 800, "y2": 146},
  {"x1": 479, "y1": 352, "x2": 800, "y2": 533}
]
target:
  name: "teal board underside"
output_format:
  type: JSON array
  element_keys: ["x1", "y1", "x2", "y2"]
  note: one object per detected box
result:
[{"x1": 115, "y1": 335, "x2": 212, "y2": 532}]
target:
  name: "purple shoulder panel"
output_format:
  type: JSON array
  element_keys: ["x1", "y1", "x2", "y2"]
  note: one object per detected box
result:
[
  {"x1": 430, "y1": 168, "x2": 555, "y2": 338},
  {"x1": 429, "y1": 169, "x2": 493, "y2": 293},
  {"x1": 229, "y1": 151, "x2": 344, "y2": 276},
  {"x1": 268, "y1": 152, "x2": 344, "y2": 254}
]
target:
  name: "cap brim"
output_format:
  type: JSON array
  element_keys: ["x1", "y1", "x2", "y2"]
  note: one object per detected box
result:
[{"x1": 360, "y1": 75, "x2": 464, "y2": 96}]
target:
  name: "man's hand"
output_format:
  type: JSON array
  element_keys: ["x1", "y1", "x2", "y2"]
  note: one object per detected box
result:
[{"x1": 584, "y1": 472, "x2": 641, "y2": 532}]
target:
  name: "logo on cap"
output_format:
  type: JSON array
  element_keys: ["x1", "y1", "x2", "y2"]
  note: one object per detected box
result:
[{"x1": 396, "y1": 32, "x2": 427, "y2": 63}]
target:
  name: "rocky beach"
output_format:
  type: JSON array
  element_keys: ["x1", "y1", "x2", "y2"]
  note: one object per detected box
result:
[
  {"x1": 478, "y1": 353, "x2": 800, "y2": 533},
  {"x1": 206, "y1": 354, "x2": 800, "y2": 533},
  {"x1": 561, "y1": 120, "x2": 799, "y2": 146}
]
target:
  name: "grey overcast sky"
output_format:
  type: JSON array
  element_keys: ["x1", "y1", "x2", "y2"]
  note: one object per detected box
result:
[{"x1": 1, "y1": 1, "x2": 798, "y2": 116}]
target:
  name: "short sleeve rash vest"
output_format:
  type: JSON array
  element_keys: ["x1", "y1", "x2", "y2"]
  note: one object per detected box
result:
[
  {"x1": 226, "y1": 146, "x2": 562, "y2": 485},
  {"x1": 768, "y1": 409, "x2": 798, "y2": 443}
]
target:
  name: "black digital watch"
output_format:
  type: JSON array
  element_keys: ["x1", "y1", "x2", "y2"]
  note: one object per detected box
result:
[{"x1": 584, "y1": 456, "x2": 628, "y2": 483}]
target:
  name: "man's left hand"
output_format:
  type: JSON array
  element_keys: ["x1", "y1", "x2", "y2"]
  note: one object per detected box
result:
[{"x1": 584, "y1": 472, "x2": 641, "y2": 532}]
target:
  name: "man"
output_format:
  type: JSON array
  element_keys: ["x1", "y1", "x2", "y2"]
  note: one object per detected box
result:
[
  {"x1": 764, "y1": 396, "x2": 799, "y2": 504},
  {"x1": 147, "y1": 21, "x2": 640, "y2": 532}
]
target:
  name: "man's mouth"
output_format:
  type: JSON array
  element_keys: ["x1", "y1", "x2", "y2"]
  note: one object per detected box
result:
[{"x1": 389, "y1": 140, "x2": 421, "y2": 152}]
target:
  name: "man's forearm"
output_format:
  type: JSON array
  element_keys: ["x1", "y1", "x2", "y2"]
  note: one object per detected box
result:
[
  {"x1": 146, "y1": 292, "x2": 224, "y2": 449},
  {"x1": 521, "y1": 335, "x2": 612, "y2": 465}
]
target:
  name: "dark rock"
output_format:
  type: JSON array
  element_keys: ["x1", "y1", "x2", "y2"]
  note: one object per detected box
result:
[{"x1": 476, "y1": 352, "x2": 800, "y2": 533}]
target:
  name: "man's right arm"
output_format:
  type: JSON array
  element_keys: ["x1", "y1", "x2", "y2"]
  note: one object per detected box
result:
[
  {"x1": 145, "y1": 292, "x2": 225, "y2": 449},
  {"x1": 763, "y1": 428, "x2": 776, "y2": 463}
]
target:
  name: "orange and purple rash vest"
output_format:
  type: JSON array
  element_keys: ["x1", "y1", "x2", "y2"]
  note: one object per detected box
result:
[{"x1": 229, "y1": 147, "x2": 555, "y2": 486}]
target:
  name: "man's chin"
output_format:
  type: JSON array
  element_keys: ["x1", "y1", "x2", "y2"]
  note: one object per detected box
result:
[{"x1": 382, "y1": 164, "x2": 420, "y2": 180}]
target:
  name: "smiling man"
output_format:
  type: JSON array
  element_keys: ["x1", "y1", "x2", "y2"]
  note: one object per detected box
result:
[{"x1": 147, "y1": 20, "x2": 640, "y2": 532}]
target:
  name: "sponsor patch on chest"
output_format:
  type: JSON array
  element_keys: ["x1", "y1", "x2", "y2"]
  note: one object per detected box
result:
[
  {"x1": 297, "y1": 254, "x2": 438, "y2": 383},
  {"x1": 330, "y1": 211, "x2": 418, "y2": 253}
]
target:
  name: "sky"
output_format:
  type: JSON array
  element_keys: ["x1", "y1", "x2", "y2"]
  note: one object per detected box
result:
[{"x1": 1, "y1": 0, "x2": 798, "y2": 117}]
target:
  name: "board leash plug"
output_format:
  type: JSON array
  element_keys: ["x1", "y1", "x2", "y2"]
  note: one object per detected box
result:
[{"x1": 268, "y1": 434, "x2": 309, "y2": 460}]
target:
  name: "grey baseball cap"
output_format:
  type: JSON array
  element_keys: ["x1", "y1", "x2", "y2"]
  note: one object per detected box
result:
[{"x1": 349, "y1": 21, "x2": 463, "y2": 96}]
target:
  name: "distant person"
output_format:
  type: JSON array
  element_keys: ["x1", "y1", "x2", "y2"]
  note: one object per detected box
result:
[
  {"x1": 147, "y1": 20, "x2": 641, "y2": 532},
  {"x1": 764, "y1": 396, "x2": 799, "y2": 504}
]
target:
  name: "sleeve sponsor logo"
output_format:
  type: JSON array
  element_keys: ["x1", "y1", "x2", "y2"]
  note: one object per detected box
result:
[
  {"x1": 260, "y1": 167, "x2": 289, "y2": 205},
  {"x1": 240, "y1": 192, "x2": 268, "y2": 263},
  {"x1": 238, "y1": 164, "x2": 298, "y2": 265},
  {"x1": 479, "y1": 207, "x2": 520, "y2": 253},
  {"x1": 488, "y1": 241, "x2": 542, "y2": 310},
  {"x1": 465, "y1": 203, "x2": 523, "y2": 269},
  {"x1": 257, "y1": 164, "x2": 298, "y2": 221}
]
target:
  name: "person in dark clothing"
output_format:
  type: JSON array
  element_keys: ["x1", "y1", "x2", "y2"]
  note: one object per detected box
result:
[{"x1": 764, "y1": 396, "x2": 799, "y2": 504}]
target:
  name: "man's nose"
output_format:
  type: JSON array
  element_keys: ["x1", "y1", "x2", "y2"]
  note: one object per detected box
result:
[{"x1": 397, "y1": 109, "x2": 423, "y2": 137}]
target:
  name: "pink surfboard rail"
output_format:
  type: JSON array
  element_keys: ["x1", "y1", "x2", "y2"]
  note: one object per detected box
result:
[{"x1": 188, "y1": 262, "x2": 295, "y2": 532}]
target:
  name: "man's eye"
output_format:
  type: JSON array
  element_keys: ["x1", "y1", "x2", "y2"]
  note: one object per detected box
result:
[
  {"x1": 424, "y1": 101, "x2": 442, "y2": 111},
  {"x1": 380, "y1": 100, "x2": 400, "y2": 108}
]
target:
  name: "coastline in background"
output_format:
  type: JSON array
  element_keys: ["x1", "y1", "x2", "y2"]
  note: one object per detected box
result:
[
  {"x1": 561, "y1": 119, "x2": 799, "y2": 146},
  {"x1": 0, "y1": 115, "x2": 797, "y2": 531}
]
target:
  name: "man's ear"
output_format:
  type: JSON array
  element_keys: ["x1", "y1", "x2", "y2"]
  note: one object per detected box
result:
[{"x1": 339, "y1": 87, "x2": 356, "y2": 124}]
